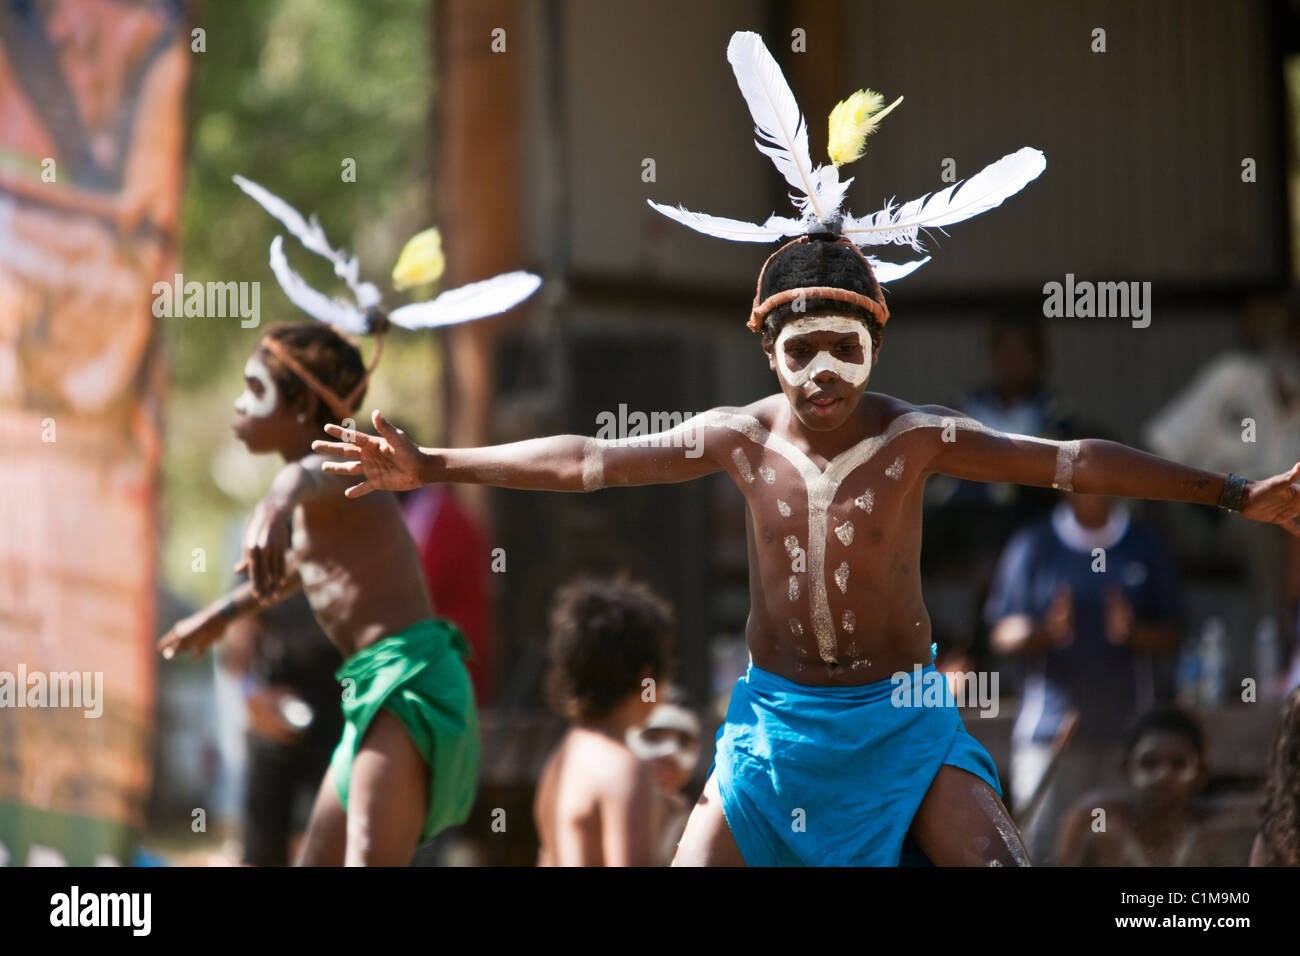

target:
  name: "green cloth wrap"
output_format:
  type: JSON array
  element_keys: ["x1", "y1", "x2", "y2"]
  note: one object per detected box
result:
[{"x1": 331, "y1": 617, "x2": 480, "y2": 842}]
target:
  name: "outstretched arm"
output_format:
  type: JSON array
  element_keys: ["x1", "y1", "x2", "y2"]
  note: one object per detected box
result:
[
  {"x1": 158, "y1": 567, "x2": 302, "y2": 660},
  {"x1": 312, "y1": 409, "x2": 724, "y2": 498},
  {"x1": 924, "y1": 406, "x2": 1300, "y2": 536}
]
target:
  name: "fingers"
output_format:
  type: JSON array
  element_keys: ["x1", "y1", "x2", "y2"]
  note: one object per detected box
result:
[
  {"x1": 372, "y1": 409, "x2": 402, "y2": 442},
  {"x1": 344, "y1": 480, "x2": 374, "y2": 499},
  {"x1": 321, "y1": 423, "x2": 373, "y2": 445},
  {"x1": 158, "y1": 632, "x2": 178, "y2": 660},
  {"x1": 320, "y1": 459, "x2": 364, "y2": 476},
  {"x1": 233, "y1": 556, "x2": 248, "y2": 574},
  {"x1": 311, "y1": 439, "x2": 363, "y2": 459}
]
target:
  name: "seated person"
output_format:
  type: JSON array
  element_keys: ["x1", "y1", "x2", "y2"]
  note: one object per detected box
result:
[
  {"x1": 1055, "y1": 708, "x2": 1232, "y2": 866},
  {"x1": 627, "y1": 699, "x2": 702, "y2": 865}
]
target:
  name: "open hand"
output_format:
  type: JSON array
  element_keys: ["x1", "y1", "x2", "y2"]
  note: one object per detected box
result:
[
  {"x1": 312, "y1": 409, "x2": 426, "y2": 498},
  {"x1": 1043, "y1": 584, "x2": 1075, "y2": 649},
  {"x1": 1103, "y1": 585, "x2": 1135, "y2": 646},
  {"x1": 1241, "y1": 464, "x2": 1300, "y2": 536}
]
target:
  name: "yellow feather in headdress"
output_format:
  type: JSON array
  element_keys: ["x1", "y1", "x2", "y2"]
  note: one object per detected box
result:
[
  {"x1": 392, "y1": 227, "x2": 446, "y2": 291},
  {"x1": 827, "y1": 90, "x2": 903, "y2": 167}
]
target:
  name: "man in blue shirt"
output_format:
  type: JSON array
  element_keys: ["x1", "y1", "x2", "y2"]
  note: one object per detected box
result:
[{"x1": 986, "y1": 488, "x2": 1183, "y2": 864}]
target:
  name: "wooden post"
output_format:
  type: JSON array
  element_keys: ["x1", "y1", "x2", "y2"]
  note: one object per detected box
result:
[{"x1": 434, "y1": 0, "x2": 525, "y2": 526}]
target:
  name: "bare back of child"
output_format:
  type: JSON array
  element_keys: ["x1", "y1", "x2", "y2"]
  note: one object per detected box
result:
[{"x1": 532, "y1": 578, "x2": 673, "y2": 867}]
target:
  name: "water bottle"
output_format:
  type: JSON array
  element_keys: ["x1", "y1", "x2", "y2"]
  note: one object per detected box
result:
[
  {"x1": 1199, "y1": 617, "x2": 1227, "y2": 706},
  {"x1": 1255, "y1": 616, "x2": 1280, "y2": 701},
  {"x1": 1175, "y1": 640, "x2": 1201, "y2": 708}
]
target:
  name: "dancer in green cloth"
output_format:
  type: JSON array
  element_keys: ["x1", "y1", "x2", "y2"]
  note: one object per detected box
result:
[{"x1": 158, "y1": 323, "x2": 479, "y2": 865}]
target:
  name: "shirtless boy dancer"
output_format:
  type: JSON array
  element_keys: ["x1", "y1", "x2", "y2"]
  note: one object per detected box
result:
[
  {"x1": 158, "y1": 322, "x2": 479, "y2": 866},
  {"x1": 314, "y1": 231, "x2": 1300, "y2": 866}
]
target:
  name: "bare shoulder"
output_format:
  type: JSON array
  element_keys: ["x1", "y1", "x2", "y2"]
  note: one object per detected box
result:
[
  {"x1": 696, "y1": 395, "x2": 783, "y2": 431},
  {"x1": 570, "y1": 730, "x2": 652, "y2": 797},
  {"x1": 865, "y1": 393, "x2": 964, "y2": 436}
]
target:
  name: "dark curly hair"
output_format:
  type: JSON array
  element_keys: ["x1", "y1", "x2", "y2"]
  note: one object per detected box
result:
[
  {"x1": 544, "y1": 575, "x2": 675, "y2": 721},
  {"x1": 259, "y1": 322, "x2": 368, "y2": 428},
  {"x1": 757, "y1": 239, "x2": 884, "y2": 355},
  {"x1": 1259, "y1": 687, "x2": 1300, "y2": 865}
]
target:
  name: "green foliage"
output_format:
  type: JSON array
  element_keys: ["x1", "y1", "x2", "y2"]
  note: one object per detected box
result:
[{"x1": 164, "y1": 0, "x2": 438, "y2": 604}]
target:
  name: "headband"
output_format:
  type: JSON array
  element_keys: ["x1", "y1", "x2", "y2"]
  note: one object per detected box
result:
[
  {"x1": 748, "y1": 237, "x2": 890, "y2": 332},
  {"x1": 259, "y1": 329, "x2": 384, "y2": 424}
]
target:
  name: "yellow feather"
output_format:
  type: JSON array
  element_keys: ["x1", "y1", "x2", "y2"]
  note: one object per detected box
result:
[
  {"x1": 828, "y1": 90, "x2": 903, "y2": 167},
  {"x1": 392, "y1": 227, "x2": 446, "y2": 291}
]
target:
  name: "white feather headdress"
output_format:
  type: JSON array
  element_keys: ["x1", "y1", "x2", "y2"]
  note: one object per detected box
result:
[
  {"x1": 232, "y1": 175, "x2": 542, "y2": 419},
  {"x1": 647, "y1": 31, "x2": 1046, "y2": 306}
]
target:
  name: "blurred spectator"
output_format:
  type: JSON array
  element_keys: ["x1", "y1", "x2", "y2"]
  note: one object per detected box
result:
[
  {"x1": 986, "y1": 485, "x2": 1183, "y2": 864},
  {"x1": 1055, "y1": 708, "x2": 1231, "y2": 866},
  {"x1": 626, "y1": 698, "x2": 702, "y2": 865},
  {"x1": 219, "y1": 583, "x2": 342, "y2": 867},
  {"x1": 400, "y1": 484, "x2": 494, "y2": 704},
  {"x1": 1144, "y1": 296, "x2": 1300, "y2": 650},
  {"x1": 925, "y1": 314, "x2": 1070, "y2": 668},
  {"x1": 1251, "y1": 687, "x2": 1300, "y2": 866},
  {"x1": 533, "y1": 576, "x2": 675, "y2": 866}
]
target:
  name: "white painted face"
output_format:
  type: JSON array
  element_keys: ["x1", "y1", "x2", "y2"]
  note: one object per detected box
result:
[
  {"x1": 774, "y1": 315, "x2": 872, "y2": 388},
  {"x1": 235, "y1": 354, "x2": 279, "y2": 419}
]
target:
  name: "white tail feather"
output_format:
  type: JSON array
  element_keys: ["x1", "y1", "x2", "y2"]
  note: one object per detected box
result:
[
  {"x1": 388, "y1": 271, "x2": 541, "y2": 330},
  {"x1": 867, "y1": 256, "x2": 931, "y2": 284},
  {"x1": 646, "y1": 201, "x2": 801, "y2": 242},
  {"x1": 842, "y1": 147, "x2": 1046, "y2": 250},
  {"x1": 267, "y1": 236, "x2": 369, "y2": 335},
  {"x1": 727, "y1": 32, "x2": 828, "y2": 223}
]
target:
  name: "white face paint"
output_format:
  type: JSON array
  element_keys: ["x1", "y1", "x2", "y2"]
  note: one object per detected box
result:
[
  {"x1": 774, "y1": 315, "x2": 872, "y2": 389},
  {"x1": 235, "y1": 354, "x2": 279, "y2": 419}
]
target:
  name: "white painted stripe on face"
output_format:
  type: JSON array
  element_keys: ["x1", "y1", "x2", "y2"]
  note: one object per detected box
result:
[
  {"x1": 774, "y1": 315, "x2": 872, "y2": 389},
  {"x1": 236, "y1": 354, "x2": 279, "y2": 419}
]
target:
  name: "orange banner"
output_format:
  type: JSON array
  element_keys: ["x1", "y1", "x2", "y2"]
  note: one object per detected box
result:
[{"x1": 0, "y1": 0, "x2": 189, "y2": 866}]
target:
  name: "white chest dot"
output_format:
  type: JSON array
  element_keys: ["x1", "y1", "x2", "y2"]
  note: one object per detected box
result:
[
  {"x1": 784, "y1": 535, "x2": 801, "y2": 558},
  {"x1": 777, "y1": 499, "x2": 792, "y2": 518},
  {"x1": 758, "y1": 465, "x2": 776, "y2": 484},
  {"x1": 732, "y1": 448, "x2": 755, "y2": 483},
  {"x1": 834, "y1": 521, "x2": 854, "y2": 546},
  {"x1": 841, "y1": 610, "x2": 856, "y2": 633},
  {"x1": 854, "y1": 489, "x2": 874, "y2": 513},
  {"x1": 885, "y1": 456, "x2": 905, "y2": 480},
  {"x1": 788, "y1": 575, "x2": 800, "y2": 601},
  {"x1": 834, "y1": 562, "x2": 850, "y2": 594},
  {"x1": 788, "y1": 619, "x2": 804, "y2": 637}
]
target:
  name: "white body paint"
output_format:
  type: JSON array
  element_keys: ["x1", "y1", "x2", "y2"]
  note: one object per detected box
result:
[
  {"x1": 732, "y1": 448, "x2": 756, "y2": 483},
  {"x1": 579, "y1": 406, "x2": 1081, "y2": 664},
  {"x1": 774, "y1": 316, "x2": 872, "y2": 388},
  {"x1": 235, "y1": 355, "x2": 279, "y2": 418}
]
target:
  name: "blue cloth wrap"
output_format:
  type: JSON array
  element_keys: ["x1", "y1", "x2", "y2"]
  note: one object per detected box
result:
[{"x1": 711, "y1": 647, "x2": 1001, "y2": 866}]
